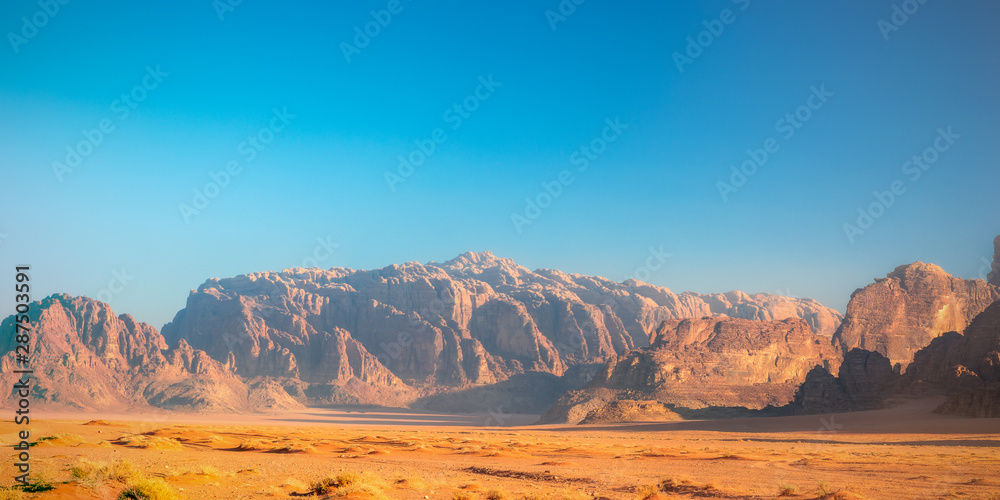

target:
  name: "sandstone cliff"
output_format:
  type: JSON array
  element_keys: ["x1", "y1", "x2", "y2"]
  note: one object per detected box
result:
[
  {"x1": 161, "y1": 252, "x2": 842, "y2": 397},
  {"x1": 832, "y1": 262, "x2": 999, "y2": 371},
  {"x1": 538, "y1": 317, "x2": 839, "y2": 424},
  {"x1": 794, "y1": 301, "x2": 1000, "y2": 416},
  {"x1": 0, "y1": 294, "x2": 302, "y2": 412}
]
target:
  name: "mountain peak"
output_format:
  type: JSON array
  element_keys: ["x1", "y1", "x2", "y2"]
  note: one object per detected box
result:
[{"x1": 439, "y1": 251, "x2": 519, "y2": 270}]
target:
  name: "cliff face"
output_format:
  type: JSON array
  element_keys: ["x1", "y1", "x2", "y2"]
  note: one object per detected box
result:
[
  {"x1": 160, "y1": 252, "x2": 842, "y2": 392},
  {"x1": 794, "y1": 301, "x2": 1000, "y2": 416},
  {"x1": 832, "y1": 262, "x2": 1000, "y2": 371},
  {"x1": 0, "y1": 294, "x2": 302, "y2": 412},
  {"x1": 538, "y1": 317, "x2": 839, "y2": 424},
  {"x1": 789, "y1": 349, "x2": 898, "y2": 414},
  {"x1": 903, "y1": 301, "x2": 1000, "y2": 416}
]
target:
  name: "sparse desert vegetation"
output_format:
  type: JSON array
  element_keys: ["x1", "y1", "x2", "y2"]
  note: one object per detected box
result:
[{"x1": 0, "y1": 404, "x2": 998, "y2": 500}]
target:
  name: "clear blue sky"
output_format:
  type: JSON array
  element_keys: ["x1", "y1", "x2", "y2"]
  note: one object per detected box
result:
[{"x1": 1, "y1": 0, "x2": 998, "y2": 329}]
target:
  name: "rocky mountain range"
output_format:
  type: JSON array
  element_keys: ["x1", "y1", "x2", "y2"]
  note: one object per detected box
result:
[
  {"x1": 3, "y1": 242, "x2": 999, "y2": 420},
  {"x1": 1, "y1": 252, "x2": 840, "y2": 413},
  {"x1": 157, "y1": 251, "x2": 841, "y2": 410},
  {"x1": 539, "y1": 242, "x2": 1000, "y2": 423},
  {"x1": 0, "y1": 294, "x2": 301, "y2": 412}
]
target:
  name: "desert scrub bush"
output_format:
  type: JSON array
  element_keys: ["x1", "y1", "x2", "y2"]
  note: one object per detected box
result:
[
  {"x1": 779, "y1": 483, "x2": 798, "y2": 495},
  {"x1": 311, "y1": 472, "x2": 360, "y2": 494},
  {"x1": 311, "y1": 472, "x2": 388, "y2": 498},
  {"x1": 0, "y1": 487, "x2": 24, "y2": 500},
  {"x1": 236, "y1": 439, "x2": 265, "y2": 451},
  {"x1": 453, "y1": 491, "x2": 477, "y2": 500},
  {"x1": 485, "y1": 489, "x2": 507, "y2": 500},
  {"x1": 117, "y1": 478, "x2": 180, "y2": 500},
  {"x1": 21, "y1": 472, "x2": 55, "y2": 493},
  {"x1": 72, "y1": 458, "x2": 144, "y2": 484},
  {"x1": 634, "y1": 483, "x2": 659, "y2": 500},
  {"x1": 816, "y1": 481, "x2": 833, "y2": 496}
]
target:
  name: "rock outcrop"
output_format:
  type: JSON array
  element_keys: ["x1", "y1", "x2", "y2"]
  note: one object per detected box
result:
[
  {"x1": 789, "y1": 349, "x2": 898, "y2": 414},
  {"x1": 578, "y1": 400, "x2": 682, "y2": 424},
  {"x1": 794, "y1": 301, "x2": 1000, "y2": 416},
  {"x1": 161, "y1": 252, "x2": 842, "y2": 397},
  {"x1": 832, "y1": 262, "x2": 1000, "y2": 371},
  {"x1": 934, "y1": 386, "x2": 1000, "y2": 417},
  {"x1": 0, "y1": 294, "x2": 302, "y2": 412},
  {"x1": 538, "y1": 317, "x2": 839, "y2": 424},
  {"x1": 902, "y1": 302, "x2": 1000, "y2": 391}
]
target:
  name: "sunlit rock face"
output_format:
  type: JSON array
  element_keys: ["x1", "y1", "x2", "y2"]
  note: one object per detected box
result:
[
  {"x1": 162, "y1": 251, "x2": 842, "y2": 391},
  {"x1": 832, "y1": 262, "x2": 1000, "y2": 371},
  {"x1": 0, "y1": 294, "x2": 302, "y2": 412}
]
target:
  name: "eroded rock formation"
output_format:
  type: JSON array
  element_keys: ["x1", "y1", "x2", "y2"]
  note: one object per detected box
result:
[
  {"x1": 0, "y1": 295, "x2": 302, "y2": 412},
  {"x1": 832, "y1": 262, "x2": 999, "y2": 371},
  {"x1": 161, "y1": 252, "x2": 842, "y2": 394},
  {"x1": 538, "y1": 317, "x2": 839, "y2": 424}
]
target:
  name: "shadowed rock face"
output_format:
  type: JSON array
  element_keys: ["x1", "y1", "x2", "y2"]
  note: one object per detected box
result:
[
  {"x1": 904, "y1": 301, "x2": 1000, "y2": 390},
  {"x1": 160, "y1": 252, "x2": 842, "y2": 391},
  {"x1": 789, "y1": 348, "x2": 897, "y2": 414},
  {"x1": 0, "y1": 294, "x2": 303, "y2": 412},
  {"x1": 832, "y1": 262, "x2": 1000, "y2": 371},
  {"x1": 538, "y1": 317, "x2": 840, "y2": 424},
  {"x1": 794, "y1": 301, "x2": 1000, "y2": 416}
]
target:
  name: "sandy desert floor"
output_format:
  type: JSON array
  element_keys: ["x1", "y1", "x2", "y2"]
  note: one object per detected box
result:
[{"x1": 0, "y1": 398, "x2": 998, "y2": 500}]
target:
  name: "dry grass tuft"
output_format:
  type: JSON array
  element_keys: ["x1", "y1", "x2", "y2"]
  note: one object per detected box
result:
[
  {"x1": 237, "y1": 439, "x2": 266, "y2": 451},
  {"x1": 117, "y1": 478, "x2": 180, "y2": 500},
  {"x1": 779, "y1": 483, "x2": 799, "y2": 495},
  {"x1": 484, "y1": 489, "x2": 508, "y2": 500},
  {"x1": 0, "y1": 488, "x2": 25, "y2": 500},
  {"x1": 309, "y1": 472, "x2": 387, "y2": 499},
  {"x1": 72, "y1": 458, "x2": 144, "y2": 484}
]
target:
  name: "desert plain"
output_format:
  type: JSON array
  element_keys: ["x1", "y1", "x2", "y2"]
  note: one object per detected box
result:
[{"x1": 1, "y1": 397, "x2": 998, "y2": 500}]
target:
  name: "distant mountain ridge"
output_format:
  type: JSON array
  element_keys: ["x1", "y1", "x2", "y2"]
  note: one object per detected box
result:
[
  {"x1": 161, "y1": 251, "x2": 842, "y2": 392},
  {"x1": 1, "y1": 251, "x2": 842, "y2": 412}
]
